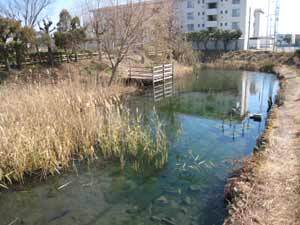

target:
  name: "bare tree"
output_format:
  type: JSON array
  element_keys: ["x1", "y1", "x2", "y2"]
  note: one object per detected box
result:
[
  {"x1": 81, "y1": 0, "x2": 106, "y2": 61},
  {"x1": 137, "y1": 0, "x2": 180, "y2": 61},
  {"x1": 39, "y1": 19, "x2": 55, "y2": 66},
  {"x1": 93, "y1": 0, "x2": 149, "y2": 86},
  {"x1": 0, "y1": 0, "x2": 53, "y2": 27}
]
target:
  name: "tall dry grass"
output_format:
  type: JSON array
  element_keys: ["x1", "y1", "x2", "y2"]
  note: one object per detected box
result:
[{"x1": 0, "y1": 79, "x2": 168, "y2": 186}]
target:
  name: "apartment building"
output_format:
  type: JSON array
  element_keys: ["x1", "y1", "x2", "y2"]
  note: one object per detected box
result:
[{"x1": 175, "y1": 0, "x2": 271, "y2": 50}]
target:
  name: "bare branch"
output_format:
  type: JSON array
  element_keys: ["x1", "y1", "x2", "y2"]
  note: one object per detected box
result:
[{"x1": 0, "y1": 0, "x2": 54, "y2": 27}]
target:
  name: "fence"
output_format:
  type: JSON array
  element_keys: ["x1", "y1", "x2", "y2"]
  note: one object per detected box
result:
[{"x1": 0, "y1": 52, "x2": 99, "y2": 69}]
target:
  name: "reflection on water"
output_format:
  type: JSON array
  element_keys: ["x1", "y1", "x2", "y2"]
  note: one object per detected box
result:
[{"x1": 0, "y1": 69, "x2": 279, "y2": 225}]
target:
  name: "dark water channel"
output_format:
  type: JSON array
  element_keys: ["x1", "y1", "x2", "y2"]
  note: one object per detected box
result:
[{"x1": 0, "y1": 69, "x2": 279, "y2": 225}]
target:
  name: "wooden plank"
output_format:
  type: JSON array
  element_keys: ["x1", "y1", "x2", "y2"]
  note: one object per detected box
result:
[
  {"x1": 153, "y1": 65, "x2": 163, "y2": 70},
  {"x1": 130, "y1": 74, "x2": 153, "y2": 77}
]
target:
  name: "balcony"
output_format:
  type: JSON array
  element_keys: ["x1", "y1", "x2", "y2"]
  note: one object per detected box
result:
[
  {"x1": 206, "y1": 21, "x2": 218, "y2": 27},
  {"x1": 206, "y1": 8, "x2": 218, "y2": 15},
  {"x1": 206, "y1": 0, "x2": 218, "y2": 3}
]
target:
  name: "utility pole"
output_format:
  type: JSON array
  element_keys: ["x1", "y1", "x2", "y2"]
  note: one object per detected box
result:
[
  {"x1": 266, "y1": 0, "x2": 270, "y2": 49},
  {"x1": 247, "y1": 7, "x2": 251, "y2": 50},
  {"x1": 273, "y1": 0, "x2": 280, "y2": 52}
]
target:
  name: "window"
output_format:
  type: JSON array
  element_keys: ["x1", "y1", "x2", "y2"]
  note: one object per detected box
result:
[
  {"x1": 232, "y1": 22, "x2": 240, "y2": 30},
  {"x1": 208, "y1": 3, "x2": 217, "y2": 9},
  {"x1": 232, "y1": 9, "x2": 240, "y2": 17},
  {"x1": 232, "y1": 0, "x2": 240, "y2": 4},
  {"x1": 207, "y1": 15, "x2": 217, "y2": 21},
  {"x1": 187, "y1": 12, "x2": 194, "y2": 20},
  {"x1": 187, "y1": 24, "x2": 195, "y2": 31},
  {"x1": 187, "y1": 0, "x2": 194, "y2": 8}
]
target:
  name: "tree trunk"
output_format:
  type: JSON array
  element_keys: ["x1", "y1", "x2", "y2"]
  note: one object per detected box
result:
[
  {"x1": 197, "y1": 41, "x2": 200, "y2": 50},
  {"x1": 15, "y1": 46, "x2": 23, "y2": 69},
  {"x1": 204, "y1": 41, "x2": 208, "y2": 51},
  {"x1": 35, "y1": 44, "x2": 42, "y2": 63},
  {"x1": 235, "y1": 40, "x2": 239, "y2": 50},
  {"x1": 96, "y1": 39, "x2": 102, "y2": 61},
  {"x1": 4, "y1": 55, "x2": 10, "y2": 72},
  {"x1": 224, "y1": 41, "x2": 228, "y2": 52},
  {"x1": 108, "y1": 66, "x2": 117, "y2": 86},
  {"x1": 215, "y1": 40, "x2": 218, "y2": 51},
  {"x1": 47, "y1": 45, "x2": 54, "y2": 66}
]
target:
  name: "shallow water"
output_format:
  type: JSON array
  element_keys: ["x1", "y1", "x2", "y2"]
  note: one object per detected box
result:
[{"x1": 0, "y1": 69, "x2": 279, "y2": 225}]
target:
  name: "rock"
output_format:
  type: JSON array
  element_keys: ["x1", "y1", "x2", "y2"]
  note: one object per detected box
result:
[
  {"x1": 180, "y1": 207, "x2": 188, "y2": 214},
  {"x1": 166, "y1": 188, "x2": 181, "y2": 195},
  {"x1": 156, "y1": 196, "x2": 169, "y2": 204},
  {"x1": 170, "y1": 200, "x2": 179, "y2": 208},
  {"x1": 253, "y1": 145, "x2": 260, "y2": 152},
  {"x1": 162, "y1": 217, "x2": 177, "y2": 225},
  {"x1": 126, "y1": 206, "x2": 139, "y2": 214},
  {"x1": 249, "y1": 114, "x2": 262, "y2": 122},
  {"x1": 150, "y1": 216, "x2": 161, "y2": 222},
  {"x1": 183, "y1": 196, "x2": 192, "y2": 205},
  {"x1": 189, "y1": 185, "x2": 201, "y2": 191}
]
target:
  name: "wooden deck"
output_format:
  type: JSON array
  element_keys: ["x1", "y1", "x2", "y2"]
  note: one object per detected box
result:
[{"x1": 128, "y1": 64, "x2": 175, "y2": 101}]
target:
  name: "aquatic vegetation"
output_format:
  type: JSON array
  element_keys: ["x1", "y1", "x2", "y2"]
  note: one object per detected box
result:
[
  {"x1": 0, "y1": 81, "x2": 168, "y2": 185},
  {"x1": 176, "y1": 149, "x2": 216, "y2": 175}
]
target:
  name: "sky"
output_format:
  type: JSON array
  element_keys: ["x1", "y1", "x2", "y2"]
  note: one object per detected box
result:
[{"x1": 1, "y1": 0, "x2": 300, "y2": 34}]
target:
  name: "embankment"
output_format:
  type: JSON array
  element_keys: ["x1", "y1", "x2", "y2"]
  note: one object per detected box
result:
[{"x1": 211, "y1": 51, "x2": 300, "y2": 225}]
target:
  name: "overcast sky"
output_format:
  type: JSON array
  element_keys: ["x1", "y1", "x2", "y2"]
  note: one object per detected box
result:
[{"x1": 1, "y1": 0, "x2": 299, "y2": 34}]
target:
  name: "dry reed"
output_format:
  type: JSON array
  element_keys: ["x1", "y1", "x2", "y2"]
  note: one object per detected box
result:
[{"x1": 0, "y1": 79, "x2": 168, "y2": 186}]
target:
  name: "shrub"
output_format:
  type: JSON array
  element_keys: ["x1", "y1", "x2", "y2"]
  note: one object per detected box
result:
[{"x1": 259, "y1": 62, "x2": 275, "y2": 73}]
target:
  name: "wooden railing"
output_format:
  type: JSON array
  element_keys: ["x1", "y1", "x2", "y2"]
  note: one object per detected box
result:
[
  {"x1": 0, "y1": 52, "x2": 99, "y2": 68},
  {"x1": 128, "y1": 64, "x2": 175, "y2": 101}
]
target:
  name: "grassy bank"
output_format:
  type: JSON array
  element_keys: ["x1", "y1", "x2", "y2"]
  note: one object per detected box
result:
[
  {"x1": 0, "y1": 77, "x2": 168, "y2": 187},
  {"x1": 201, "y1": 50, "x2": 295, "y2": 73}
]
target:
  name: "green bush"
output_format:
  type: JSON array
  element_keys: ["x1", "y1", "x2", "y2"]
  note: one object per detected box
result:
[
  {"x1": 259, "y1": 63, "x2": 275, "y2": 73},
  {"x1": 295, "y1": 49, "x2": 300, "y2": 58}
]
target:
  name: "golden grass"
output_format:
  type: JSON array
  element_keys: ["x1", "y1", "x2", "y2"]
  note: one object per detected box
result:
[{"x1": 0, "y1": 78, "x2": 168, "y2": 186}]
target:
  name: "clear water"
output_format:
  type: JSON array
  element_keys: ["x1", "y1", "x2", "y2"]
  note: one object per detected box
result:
[{"x1": 0, "y1": 69, "x2": 279, "y2": 225}]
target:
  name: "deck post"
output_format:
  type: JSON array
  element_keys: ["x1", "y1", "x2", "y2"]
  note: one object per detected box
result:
[
  {"x1": 172, "y1": 63, "x2": 175, "y2": 95},
  {"x1": 152, "y1": 66, "x2": 155, "y2": 101},
  {"x1": 129, "y1": 66, "x2": 131, "y2": 79},
  {"x1": 163, "y1": 64, "x2": 165, "y2": 97}
]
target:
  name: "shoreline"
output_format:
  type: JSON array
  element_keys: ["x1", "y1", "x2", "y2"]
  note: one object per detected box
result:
[{"x1": 207, "y1": 59, "x2": 300, "y2": 224}]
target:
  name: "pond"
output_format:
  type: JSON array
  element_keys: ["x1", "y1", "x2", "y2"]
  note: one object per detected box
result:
[{"x1": 0, "y1": 69, "x2": 279, "y2": 225}]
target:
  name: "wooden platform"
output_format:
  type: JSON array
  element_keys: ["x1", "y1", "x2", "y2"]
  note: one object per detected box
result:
[{"x1": 128, "y1": 64, "x2": 175, "y2": 101}]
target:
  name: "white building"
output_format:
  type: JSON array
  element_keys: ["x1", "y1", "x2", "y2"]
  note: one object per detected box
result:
[{"x1": 175, "y1": 0, "x2": 275, "y2": 50}]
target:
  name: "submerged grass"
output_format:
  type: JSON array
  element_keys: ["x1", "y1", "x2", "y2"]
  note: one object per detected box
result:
[{"x1": 0, "y1": 79, "x2": 168, "y2": 186}]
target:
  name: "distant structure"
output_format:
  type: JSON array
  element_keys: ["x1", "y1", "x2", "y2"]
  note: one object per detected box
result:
[
  {"x1": 175, "y1": 0, "x2": 280, "y2": 50},
  {"x1": 81, "y1": 0, "x2": 280, "y2": 51}
]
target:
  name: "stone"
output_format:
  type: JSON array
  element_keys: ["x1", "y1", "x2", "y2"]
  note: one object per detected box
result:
[
  {"x1": 126, "y1": 206, "x2": 139, "y2": 214},
  {"x1": 150, "y1": 216, "x2": 161, "y2": 222},
  {"x1": 156, "y1": 196, "x2": 169, "y2": 204},
  {"x1": 170, "y1": 200, "x2": 179, "y2": 208},
  {"x1": 183, "y1": 196, "x2": 192, "y2": 205},
  {"x1": 180, "y1": 207, "x2": 188, "y2": 214},
  {"x1": 161, "y1": 217, "x2": 177, "y2": 225},
  {"x1": 189, "y1": 185, "x2": 201, "y2": 191}
]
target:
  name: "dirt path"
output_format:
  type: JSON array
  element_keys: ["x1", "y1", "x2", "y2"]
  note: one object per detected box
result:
[{"x1": 224, "y1": 66, "x2": 300, "y2": 225}]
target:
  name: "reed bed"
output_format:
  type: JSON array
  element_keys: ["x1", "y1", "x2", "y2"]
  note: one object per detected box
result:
[{"x1": 0, "y1": 80, "x2": 168, "y2": 186}]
